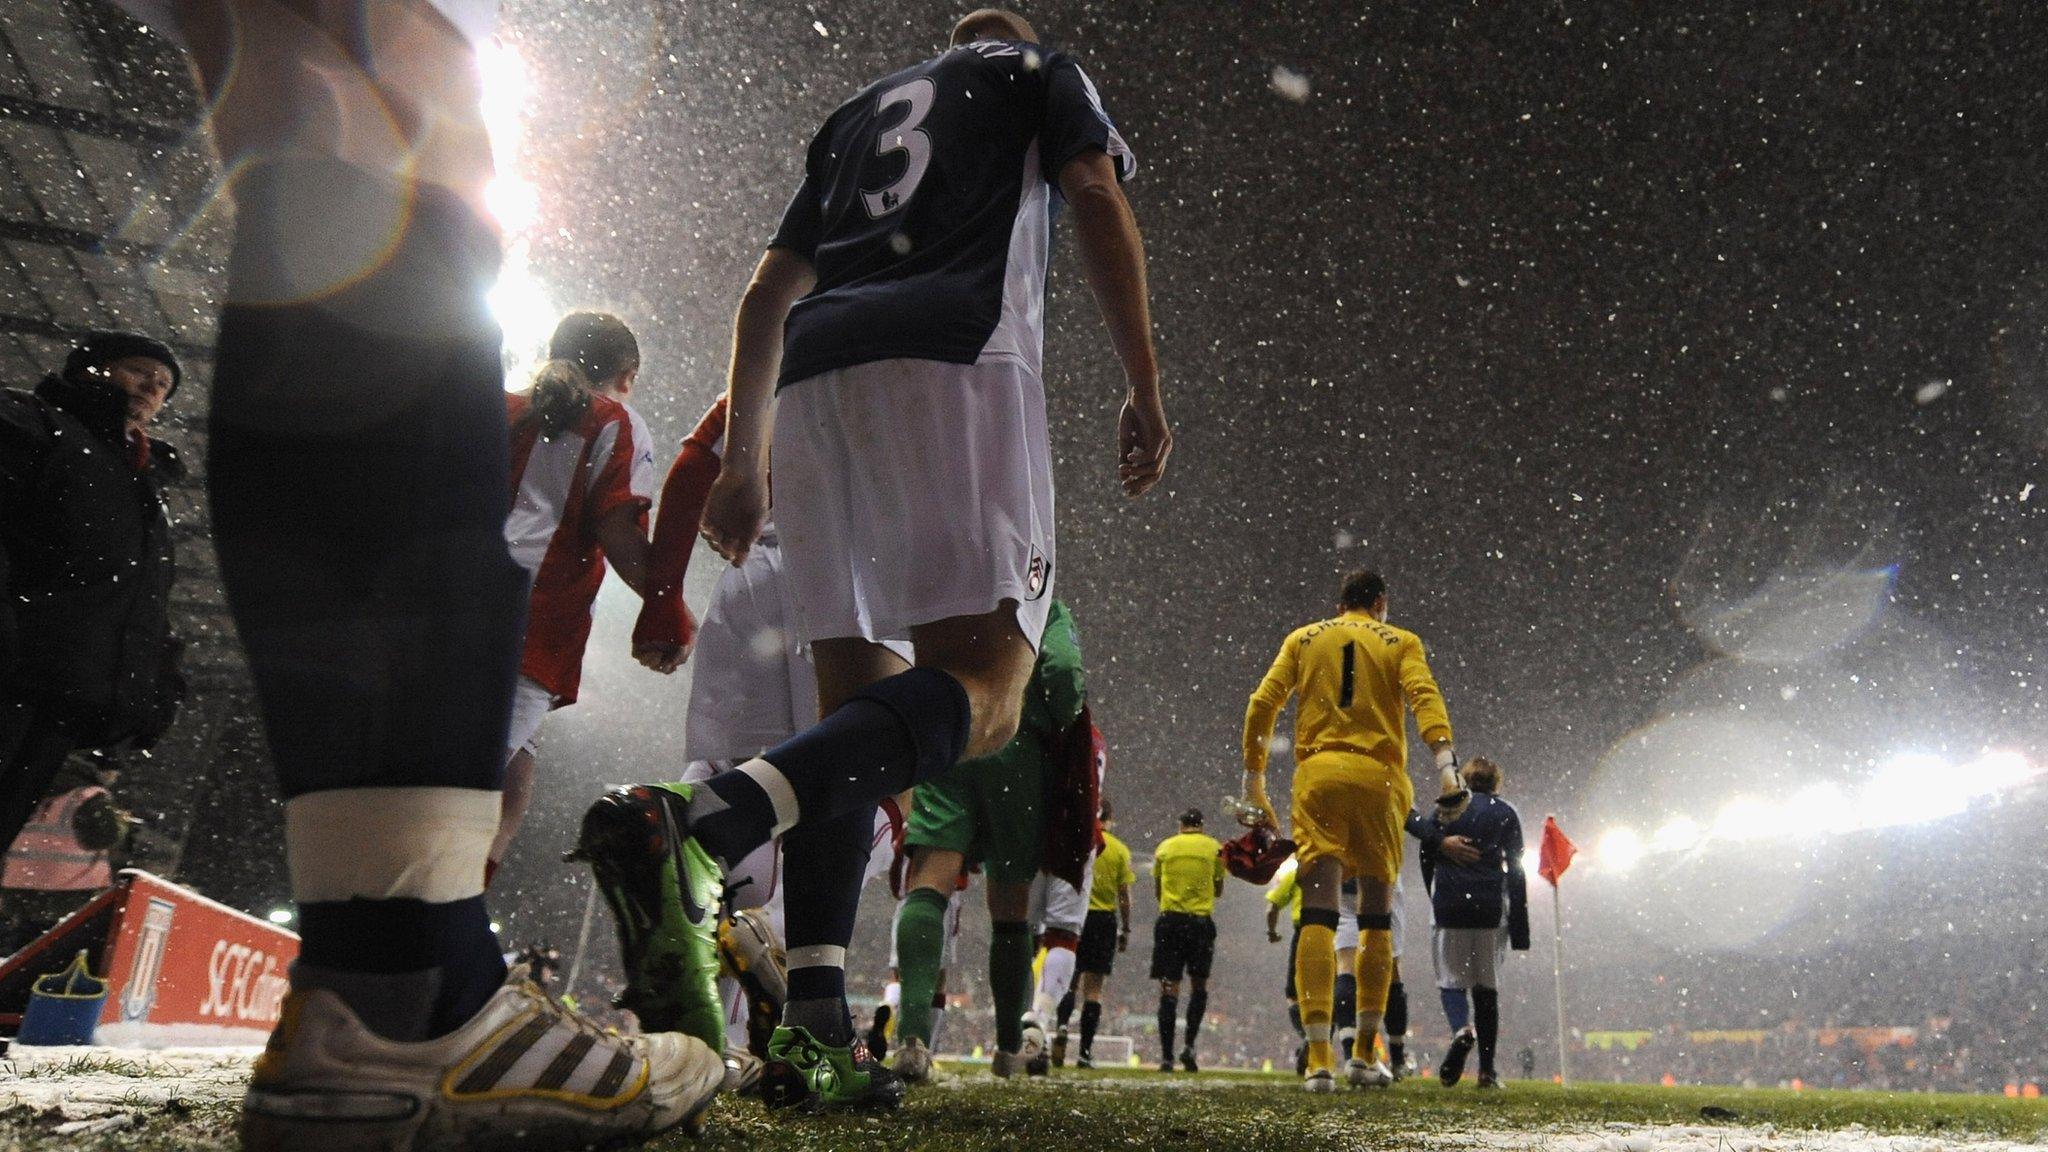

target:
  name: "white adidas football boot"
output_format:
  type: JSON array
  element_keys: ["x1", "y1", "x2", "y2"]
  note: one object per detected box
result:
[{"x1": 241, "y1": 965, "x2": 724, "y2": 1151}]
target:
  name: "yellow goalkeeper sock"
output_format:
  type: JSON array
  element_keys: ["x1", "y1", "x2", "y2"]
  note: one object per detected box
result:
[{"x1": 1295, "y1": 918, "x2": 1338, "y2": 1072}]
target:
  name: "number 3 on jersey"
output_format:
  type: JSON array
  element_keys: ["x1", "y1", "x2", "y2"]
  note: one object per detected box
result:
[{"x1": 863, "y1": 78, "x2": 936, "y2": 218}]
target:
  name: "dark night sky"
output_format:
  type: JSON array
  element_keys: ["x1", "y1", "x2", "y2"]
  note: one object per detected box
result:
[{"x1": 469, "y1": 1, "x2": 2045, "y2": 1048}]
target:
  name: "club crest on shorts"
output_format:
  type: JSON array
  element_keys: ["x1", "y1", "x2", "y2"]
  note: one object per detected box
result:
[{"x1": 1025, "y1": 548, "x2": 1052, "y2": 601}]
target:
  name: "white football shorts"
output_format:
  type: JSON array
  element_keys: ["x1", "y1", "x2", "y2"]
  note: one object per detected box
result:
[
  {"x1": 504, "y1": 675, "x2": 553, "y2": 757},
  {"x1": 1028, "y1": 859, "x2": 1094, "y2": 939},
  {"x1": 685, "y1": 528, "x2": 913, "y2": 763},
  {"x1": 772, "y1": 357, "x2": 1056, "y2": 654},
  {"x1": 1431, "y1": 925, "x2": 1509, "y2": 991}
]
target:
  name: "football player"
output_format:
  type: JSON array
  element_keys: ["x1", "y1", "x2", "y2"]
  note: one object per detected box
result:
[
  {"x1": 1242, "y1": 570, "x2": 1456, "y2": 1092},
  {"x1": 574, "y1": 6, "x2": 1163, "y2": 1111}
]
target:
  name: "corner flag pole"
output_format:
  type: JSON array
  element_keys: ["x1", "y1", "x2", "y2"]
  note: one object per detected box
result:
[
  {"x1": 1537, "y1": 814, "x2": 1578, "y2": 1087},
  {"x1": 1551, "y1": 879, "x2": 1569, "y2": 1086}
]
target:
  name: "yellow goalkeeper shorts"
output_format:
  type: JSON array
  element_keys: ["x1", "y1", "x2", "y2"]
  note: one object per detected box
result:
[{"x1": 1290, "y1": 751, "x2": 1412, "y2": 882}]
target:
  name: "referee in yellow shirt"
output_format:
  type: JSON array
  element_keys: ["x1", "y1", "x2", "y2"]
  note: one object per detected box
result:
[
  {"x1": 1149, "y1": 809, "x2": 1224, "y2": 1073},
  {"x1": 1242, "y1": 570, "x2": 1455, "y2": 1093}
]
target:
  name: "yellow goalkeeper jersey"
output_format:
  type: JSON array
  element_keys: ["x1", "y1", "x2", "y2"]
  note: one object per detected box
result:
[
  {"x1": 1243, "y1": 610, "x2": 1452, "y2": 775},
  {"x1": 1089, "y1": 831, "x2": 1135, "y2": 913}
]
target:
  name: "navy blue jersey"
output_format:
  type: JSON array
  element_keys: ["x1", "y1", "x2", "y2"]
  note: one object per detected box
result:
[
  {"x1": 770, "y1": 40, "x2": 1134, "y2": 388},
  {"x1": 1407, "y1": 793, "x2": 1531, "y2": 948}
]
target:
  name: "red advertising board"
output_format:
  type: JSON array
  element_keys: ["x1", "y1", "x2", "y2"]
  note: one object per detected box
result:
[{"x1": 0, "y1": 870, "x2": 297, "y2": 1047}]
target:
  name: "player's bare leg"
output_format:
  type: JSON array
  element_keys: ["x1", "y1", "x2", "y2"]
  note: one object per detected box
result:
[{"x1": 487, "y1": 748, "x2": 536, "y2": 883}]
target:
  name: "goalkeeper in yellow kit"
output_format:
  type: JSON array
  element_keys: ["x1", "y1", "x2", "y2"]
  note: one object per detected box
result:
[{"x1": 1242, "y1": 569, "x2": 1456, "y2": 1093}]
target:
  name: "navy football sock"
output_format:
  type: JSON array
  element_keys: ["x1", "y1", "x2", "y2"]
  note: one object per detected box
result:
[
  {"x1": 777, "y1": 805, "x2": 875, "y2": 1048},
  {"x1": 784, "y1": 965, "x2": 853, "y2": 1048},
  {"x1": 1334, "y1": 972, "x2": 1357, "y2": 1058},
  {"x1": 688, "y1": 668, "x2": 969, "y2": 865},
  {"x1": 1079, "y1": 1001, "x2": 1103, "y2": 1056},
  {"x1": 1386, "y1": 979, "x2": 1409, "y2": 1065},
  {"x1": 1056, "y1": 988, "x2": 1076, "y2": 1029},
  {"x1": 1157, "y1": 994, "x2": 1178, "y2": 1062},
  {"x1": 295, "y1": 894, "x2": 505, "y2": 1041},
  {"x1": 1474, "y1": 985, "x2": 1500, "y2": 1074}
]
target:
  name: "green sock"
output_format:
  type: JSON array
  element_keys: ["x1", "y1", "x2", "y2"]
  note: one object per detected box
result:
[
  {"x1": 990, "y1": 919, "x2": 1033, "y2": 1053},
  {"x1": 893, "y1": 888, "x2": 949, "y2": 1045}
]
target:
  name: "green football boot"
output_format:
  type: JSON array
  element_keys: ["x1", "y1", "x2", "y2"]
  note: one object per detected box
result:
[
  {"x1": 568, "y1": 783, "x2": 725, "y2": 1049},
  {"x1": 759, "y1": 1026, "x2": 908, "y2": 1112}
]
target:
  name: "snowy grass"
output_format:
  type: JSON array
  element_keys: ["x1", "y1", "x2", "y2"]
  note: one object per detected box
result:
[{"x1": 0, "y1": 1057, "x2": 2040, "y2": 1151}]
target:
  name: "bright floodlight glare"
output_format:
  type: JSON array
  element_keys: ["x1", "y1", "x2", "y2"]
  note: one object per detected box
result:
[
  {"x1": 1962, "y1": 750, "x2": 2036, "y2": 794},
  {"x1": 1789, "y1": 782, "x2": 1852, "y2": 834},
  {"x1": 490, "y1": 265, "x2": 558, "y2": 378},
  {"x1": 1711, "y1": 796, "x2": 1782, "y2": 842},
  {"x1": 476, "y1": 41, "x2": 530, "y2": 169},
  {"x1": 1860, "y1": 752, "x2": 1961, "y2": 828},
  {"x1": 489, "y1": 920, "x2": 503, "y2": 936},
  {"x1": 486, "y1": 176, "x2": 542, "y2": 233},
  {"x1": 267, "y1": 908, "x2": 293, "y2": 925},
  {"x1": 1597, "y1": 827, "x2": 1645, "y2": 875},
  {"x1": 1650, "y1": 816, "x2": 1701, "y2": 853}
]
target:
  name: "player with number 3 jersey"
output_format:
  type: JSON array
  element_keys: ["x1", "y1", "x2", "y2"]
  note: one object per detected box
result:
[{"x1": 577, "y1": 7, "x2": 1169, "y2": 1115}]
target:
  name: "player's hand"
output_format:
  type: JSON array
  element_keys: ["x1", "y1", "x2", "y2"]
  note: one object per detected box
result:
[
  {"x1": 1117, "y1": 930, "x2": 1129, "y2": 953},
  {"x1": 700, "y1": 467, "x2": 769, "y2": 566},
  {"x1": 1440, "y1": 835, "x2": 1482, "y2": 867},
  {"x1": 1116, "y1": 387, "x2": 1171, "y2": 497},
  {"x1": 634, "y1": 639, "x2": 693, "y2": 674},
  {"x1": 1267, "y1": 928, "x2": 1282, "y2": 944},
  {"x1": 1239, "y1": 772, "x2": 1278, "y2": 829}
]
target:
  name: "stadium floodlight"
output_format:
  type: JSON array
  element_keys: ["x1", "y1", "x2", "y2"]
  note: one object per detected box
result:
[
  {"x1": 1711, "y1": 796, "x2": 1782, "y2": 842},
  {"x1": 1650, "y1": 816, "x2": 1701, "y2": 853},
  {"x1": 1588, "y1": 751, "x2": 2036, "y2": 871},
  {"x1": 1596, "y1": 827, "x2": 1645, "y2": 875},
  {"x1": 267, "y1": 908, "x2": 294, "y2": 926},
  {"x1": 1859, "y1": 753, "x2": 1957, "y2": 828},
  {"x1": 1789, "y1": 782, "x2": 1852, "y2": 834}
]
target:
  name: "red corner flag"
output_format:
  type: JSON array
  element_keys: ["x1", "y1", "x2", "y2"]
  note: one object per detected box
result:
[{"x1": 1538, "y1": 816, "x2": 1577, "y2": 887}]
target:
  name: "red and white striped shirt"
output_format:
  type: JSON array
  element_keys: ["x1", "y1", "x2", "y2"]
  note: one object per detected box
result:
[{"x1": 504, "y1": 391, "x2": 654, "y2": 705}]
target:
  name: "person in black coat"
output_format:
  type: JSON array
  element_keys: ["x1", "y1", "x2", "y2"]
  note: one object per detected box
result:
[
  {"x1": 0, "y1": 330, "x2": 185, "y2": 857},
  {"x1": 1407, "y1": 757, "x2": 1529, "y2": 1088}
]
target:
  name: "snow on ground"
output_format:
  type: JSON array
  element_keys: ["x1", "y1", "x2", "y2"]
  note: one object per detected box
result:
[{"x1": 0, "y1": 1044, "x2": 253, "y2": 1135}]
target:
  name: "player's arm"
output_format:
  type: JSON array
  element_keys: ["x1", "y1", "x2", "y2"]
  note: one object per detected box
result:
[
  {"x1": 633, "y1": 401, "x2": 727, "y2": 671},
  {"x1": 1400, "y1": 636, "x2": 1456, "y2": 766},
  {"x1": 1117, "y1": 882, "x2": 1133, "y2": 950},
  {"x1": 1056, "y1": 151, "x2": 1169, "y2": 499},
  {"x1": 700, "y1": 246, "x2": 815, "y2": 566},
  {"x1": 1504, "y1": 807, "x2": 1531, "y2": 951},
  {"x1": 631, "y1": 436, "x2": 718, "y2": 672},
  {"x1": 1212, "y1": 853, "x2": 1225, "y2": 898},
  {"x1": 594, "y1": 504, "x2": 653, "y2": 597},
  {"x1": 1264, "y1": 899, "x2": 1283, "y2": 944},
  {"x1": 1241, "y1": 635, "x2": 1300, "y2": 827}
]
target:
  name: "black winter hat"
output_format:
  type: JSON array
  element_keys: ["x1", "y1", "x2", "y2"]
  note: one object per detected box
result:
[{"x1": 65, "y1": 330, "x2": 182, "y2": 398}]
